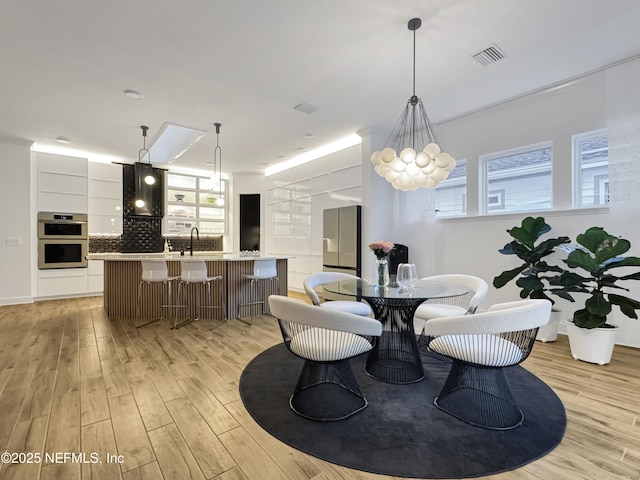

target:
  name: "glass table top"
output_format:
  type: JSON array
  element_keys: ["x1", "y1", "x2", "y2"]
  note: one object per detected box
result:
[{"x1": 323, "y1": 279, "x2": 468, "y2": 301}]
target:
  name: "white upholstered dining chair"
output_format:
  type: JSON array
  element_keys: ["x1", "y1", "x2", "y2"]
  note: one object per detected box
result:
[
  {"x1": 303, "y1": 272, "x2": 372, "y2": 316},
  {"x1": 268, "y1": 295, "x2": 381, "y2": 421},
  {"x1": 422, "y1": 299, "x2": 551, "y2": 430},
  {"x1": 413, "y1": 274, "x2": 488, "y2": 335}
]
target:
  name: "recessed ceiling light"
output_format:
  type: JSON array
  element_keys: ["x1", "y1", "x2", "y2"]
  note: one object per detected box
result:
[
  {"x1": 205, "y1": 161, "x2": 214, "y2": 166},
  {"x1": 124, "y1": 89, "x2": 143, "y2": 100},
  {"x1": 56, "y1": 136, "x2": 71, "y2": 144},
  {"x1": 304, "y1": 133, "x2": 316, "y2": 139}
]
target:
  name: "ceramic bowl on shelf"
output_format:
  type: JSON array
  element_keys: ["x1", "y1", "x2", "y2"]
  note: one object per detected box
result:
[{"x1": 174, "y1": 194, "x2": 185, "y2": 202}]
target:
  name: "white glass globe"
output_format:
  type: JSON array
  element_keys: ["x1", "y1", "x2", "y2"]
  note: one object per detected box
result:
[
  {"x1": 385, "y1": 168, "x2": 403, "y2": 181},
  {"x1": 381, "y1": 147, "x2": 397, "y2": 163},
  {"x1": 390, "y1": 158, "x2": 406, "y2": 173},
  {"x1": 405, "y1": 161, "x2": 420, "y2": 177},
  {"x1": 423, "y1": 143, "x2": 441, "y2": 158},
  {"x1": 415, "y1": 152, "x2": 430, "y2": 168},
  {"x1": 435, "y1": 152, "x2": 453, "y2": 168},
  {"x1": 421, "y1": 159, "x2": 437, "y2": 175},
  {"x1": 400, "y1": 147, "x2": 416, "y2": 164}
]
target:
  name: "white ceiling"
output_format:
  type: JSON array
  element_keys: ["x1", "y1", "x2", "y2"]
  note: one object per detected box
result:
[{"x1": 2, "y1": 0, "x2": 640, "y2": 174}]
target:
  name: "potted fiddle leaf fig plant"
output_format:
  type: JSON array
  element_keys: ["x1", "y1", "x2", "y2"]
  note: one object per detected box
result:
[
  {"x1": 493, "y1": 216, "x2": 570, "y2": 341},
  {"x1": 549, "y1": 226, "x2": 640, "y2": 364}
]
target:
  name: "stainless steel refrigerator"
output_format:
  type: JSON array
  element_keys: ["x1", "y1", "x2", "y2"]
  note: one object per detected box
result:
[{"x1": 322, "y1": 205, "x2": 361, "y2": 276}]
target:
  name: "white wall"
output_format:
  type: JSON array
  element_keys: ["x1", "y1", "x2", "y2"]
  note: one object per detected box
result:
[
  {"x1": 265, "y1": 146, "x2": 363, "y2": 290},
  {"x1": 434, "y1": 60, "x2": 640, "y2": 347},
  {"x1": 0, "y1": 138, "x2": 33, "y2": 305}
]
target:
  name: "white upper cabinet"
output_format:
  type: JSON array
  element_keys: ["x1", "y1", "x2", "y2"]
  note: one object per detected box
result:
[
  {"x1": 36, "y1": 152, "x2": 88, "y2": 213},
  {"x1": 88, "y1": 162, "x2": 123, "y2": 234}
]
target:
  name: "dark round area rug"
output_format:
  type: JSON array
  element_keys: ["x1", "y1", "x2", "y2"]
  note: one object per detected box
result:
[{"x1": 239, "y1": 343, "x2": 566, "y2": 479}]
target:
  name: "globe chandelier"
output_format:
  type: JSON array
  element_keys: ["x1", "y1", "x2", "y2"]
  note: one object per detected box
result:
[{"x1": 371, "y1": 18, "x2": 456, "y2": 190}]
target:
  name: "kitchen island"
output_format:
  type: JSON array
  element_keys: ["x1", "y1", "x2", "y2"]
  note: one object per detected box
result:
[{"x1": 87, "y1": 253, "x2": 288, "y2": 320}]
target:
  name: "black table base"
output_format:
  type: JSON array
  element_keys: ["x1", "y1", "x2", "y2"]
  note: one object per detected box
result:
[{"x1": 364, "y1": 297, "x2": 424, "y2": 383}]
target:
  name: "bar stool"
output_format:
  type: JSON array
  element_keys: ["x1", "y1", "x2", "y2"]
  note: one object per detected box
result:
[
  {"x1": 175, "y1": 259, "x2": 225, "y2": 329},
  {"x1": 237, "y1": 258, "x2": 279, "y2": 324},
  {"x1": 136, "y1": 260, "x2": 179, "y2": 328}
]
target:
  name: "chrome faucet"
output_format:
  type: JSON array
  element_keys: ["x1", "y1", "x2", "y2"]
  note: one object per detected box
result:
[{"x1": 189, "y1": 226, "x2": 199, "y2": 256}]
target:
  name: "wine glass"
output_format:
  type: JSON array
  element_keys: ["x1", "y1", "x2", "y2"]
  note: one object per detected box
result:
[{"x1": 396, "y1": 263, "x2": 418, "y2": 290}]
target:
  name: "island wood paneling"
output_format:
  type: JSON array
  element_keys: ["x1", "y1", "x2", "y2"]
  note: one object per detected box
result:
[{"x1": 103, "y1": 258, "x2": 287, "y2": 321}]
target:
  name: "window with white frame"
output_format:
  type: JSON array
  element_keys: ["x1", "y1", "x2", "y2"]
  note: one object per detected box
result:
[
  {"x1": 435, "y1": 159, "x2": 467, "y2": 217},
  {"x1": 480, "y1": 142, "x2": 552, "y2": 214},
  {"x1": 165, "y1": 172, "x2": 227, "y2": 235},
  {"x1": 572, "y1": 130, "x2": 609, "y2": 207}
]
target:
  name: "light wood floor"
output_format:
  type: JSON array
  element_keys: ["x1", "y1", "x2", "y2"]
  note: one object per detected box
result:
[{"x1": 0, "y1": 295, "x2": 638, "y2": 480}]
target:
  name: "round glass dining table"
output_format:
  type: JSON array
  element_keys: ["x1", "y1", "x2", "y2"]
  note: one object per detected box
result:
[{"x1": 324, "y1": 279, "x2": 469, "y2": 384}]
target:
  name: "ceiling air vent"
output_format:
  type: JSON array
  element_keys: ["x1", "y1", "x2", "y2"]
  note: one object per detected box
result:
[
  {"x1": 293, "y1": 102, "x2": 319, "y2": 114},
  {"x1": 471, "y1": 44, "x2": 507, "y2": 67}
]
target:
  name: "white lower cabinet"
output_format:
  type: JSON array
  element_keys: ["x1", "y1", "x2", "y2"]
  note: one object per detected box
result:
[
  {"x1": 87, "y1": 260, "x2": 104, "y2": 294},
  {"x1": 38, "y1": 268, "x2": 88, "y2": 298}
]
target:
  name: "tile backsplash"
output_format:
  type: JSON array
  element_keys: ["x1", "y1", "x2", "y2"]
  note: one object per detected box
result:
[{"x1": 89, "y1": 235, "x2": 223, "y2": 253}]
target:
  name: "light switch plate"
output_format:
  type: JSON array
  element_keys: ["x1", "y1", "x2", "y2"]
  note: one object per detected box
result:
[{"x1": 6, "y1": 237, "x2": 22, "y2": 246}]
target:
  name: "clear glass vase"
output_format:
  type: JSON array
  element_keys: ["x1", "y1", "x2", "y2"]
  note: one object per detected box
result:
[{"x1": 375, "y1": 258, "x2": 390, "y2": 287}]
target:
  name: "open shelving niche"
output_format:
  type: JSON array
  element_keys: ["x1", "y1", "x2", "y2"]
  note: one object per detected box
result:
[{"x1": 165, "y1": 172, "x2": 227, "y2": 236}]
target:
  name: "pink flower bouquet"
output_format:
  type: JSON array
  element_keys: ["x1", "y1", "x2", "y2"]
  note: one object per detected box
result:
[{"x1": 369, "y1": 240, "x2": 395, "y2": 259}]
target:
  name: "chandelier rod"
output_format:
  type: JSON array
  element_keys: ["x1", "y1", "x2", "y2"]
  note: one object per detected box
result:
[
  {"x1": 138, "y1": 125, "x2": 150, "y2": 163},
  {"x1": 213, "y1": 122, "x2": 222, "y2": 196}
]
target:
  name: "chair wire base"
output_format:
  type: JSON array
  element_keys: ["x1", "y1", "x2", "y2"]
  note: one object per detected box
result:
[
  {"x1": 290, "y1": 359, "x2": 368, "y2": 421},
  {"x1": 434, "y1": 360, "x2": 524, "y2": 430}
]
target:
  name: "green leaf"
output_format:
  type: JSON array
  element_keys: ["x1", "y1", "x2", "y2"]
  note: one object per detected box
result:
[
  {"x1": 530, "y1": 289, "x2": 554, "y2": 304},
  {"x1": 608, "y1": 293, "x2": 640, "y2": 319},
  {"x1": 566, "y1": 249, "x2": 601, "y2": 273},
  {"x1": 548, "y1": 288, "x2": 575, "y2": 302},
  {"x1": 604, "y1": 257, "x2": 640, "y2": 272},
  {"x1": 573, "y1": 308, "x2": 607, "y2": 329},
  {"x1": 516, "y1": 276, "x2": 544, "y2": 291},
  {"x1": 619, "y1": 271, "x2": 640, "y2": 281},
  {"x1": 498, "y1": 241, "x2": 531, "y2": 257},
  {"x1": 507, "y1": 217, "x2": 549, "y2": 249},
  {"x1": 585, "y1": 292, "x2": 611, "y2": 316},
  {"x1": 531, "y1": 236, "x2": 571, "y2": 259},
  {"x1": 595, "y1": 236, "x2": 630, "y2": 264},
  {"x1": 576, "y1": 227, "x2": 610, "y2": 253},
  {"x1": 493, "y1": 264, "x2": 528, "y2": 289},
  {"x1": 551, "y1": 271, "x2": 591, "y2": 287}
]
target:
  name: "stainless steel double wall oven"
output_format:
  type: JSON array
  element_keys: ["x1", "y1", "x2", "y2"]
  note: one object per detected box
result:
[{"x1": 37, "y1": 212, "x2": 88, "y2": 269}]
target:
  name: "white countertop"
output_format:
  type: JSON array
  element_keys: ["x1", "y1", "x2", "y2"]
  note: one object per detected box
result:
[{"x1": 87, "y1": 252, "x2": 290, "y2": 261}]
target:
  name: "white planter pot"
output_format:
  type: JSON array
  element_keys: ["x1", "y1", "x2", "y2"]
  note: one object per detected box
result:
[
  {"x1": 565, "y1": 319, "x2": 618, "y2": 365},
  {"x1": 536, "y1": 309, "x2": 561, "y2": 342}
]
